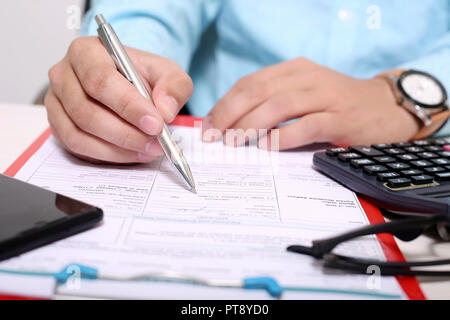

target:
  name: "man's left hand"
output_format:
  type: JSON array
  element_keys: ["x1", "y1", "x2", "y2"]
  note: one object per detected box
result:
[{"x1": 202, "y1": 58, "x2": 420, "y2": 150}]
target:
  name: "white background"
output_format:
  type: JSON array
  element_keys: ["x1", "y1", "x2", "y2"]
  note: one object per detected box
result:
[{"x1": 0, "y1": 0, "x2": 84, "y2": 104}]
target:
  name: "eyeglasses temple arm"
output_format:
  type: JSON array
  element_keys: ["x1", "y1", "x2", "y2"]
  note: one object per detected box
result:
[{"x1": 288, "y1": 213, "x2": 448, "y2": 258}]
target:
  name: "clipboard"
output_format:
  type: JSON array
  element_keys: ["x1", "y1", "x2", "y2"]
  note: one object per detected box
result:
[{"x1": 1, "y1": 115, "x2": 426, "y2": 300}]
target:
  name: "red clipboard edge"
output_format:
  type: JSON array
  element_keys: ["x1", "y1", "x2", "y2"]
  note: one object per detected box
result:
[
  {"x1": 2, "y1": 116, "x2": 199, "y2": 179},
  {"x1": 1, "y1": 115, "x2": 425, "y2": 300},
  {"x1": 4, "y1": 128, "x2": 52, "y2": 178},
  {"x1": 170, "y1": 115, "x2": 203, "y2": 127},
  {"x1": 0, "y1": 294, "x2": 45, "y2": 300},
  {"x1": 359, "y1": 197, "x2": 426, "y2": 300}
]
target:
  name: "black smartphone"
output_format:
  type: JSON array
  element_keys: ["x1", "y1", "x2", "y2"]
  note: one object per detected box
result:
[{"x1": 0, "y1": 174, "x2": 103, "y2": 261}]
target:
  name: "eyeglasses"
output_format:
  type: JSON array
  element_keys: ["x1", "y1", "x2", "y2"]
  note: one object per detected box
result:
[{"x1": 287, "y1": 212, "x2": 450, "y2": 277}]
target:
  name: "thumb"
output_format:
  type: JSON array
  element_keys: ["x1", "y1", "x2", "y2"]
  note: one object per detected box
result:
[
  {"x1": 152, "y1": 72, "x2": 194, "y2": 123},
  {"x1": 129, "y1": 49, "x2": 193, "y2": 123}
]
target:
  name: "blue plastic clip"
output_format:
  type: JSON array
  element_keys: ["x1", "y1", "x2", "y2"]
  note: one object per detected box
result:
[
  {"x1": 243, "y1": 277, "x2": 283, "y2": 298},
  {"x1": 54, "y1": 264, "x2": 99, "y2": 284}
]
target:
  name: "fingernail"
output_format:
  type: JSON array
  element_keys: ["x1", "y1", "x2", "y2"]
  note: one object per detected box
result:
[
  {"x1": 202, "y1": 116, "x2": 222, "y2": 142},
  {"x1": 258, "y1": 135, "x2": 270, "y2": 150},
  {"x1": 144, "y1": 142, "x2": 153, "y2": 154},
  {"x1": 202, "y1": 115, "x2": 212, "y2": 130},
  {"x1": 137, "y1": 152, "x2": 155, "y2": 162},
  {"x1": 144, "y1": 138, "x2": 164, "y2": 156},
  {"x1": 161, "y1": 96, "x2": 179, "y2": 123},
  {"x1": 140, "y1": 115, "x2": 161, "y2": 135},
  {"x1": 202, "y1": 116, "x2": 212, "y2": 137}
]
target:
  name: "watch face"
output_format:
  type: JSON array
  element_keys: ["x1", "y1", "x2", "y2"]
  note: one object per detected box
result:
[{"x1": 399, "y1": 71, "x2": 447, "y2": 108}]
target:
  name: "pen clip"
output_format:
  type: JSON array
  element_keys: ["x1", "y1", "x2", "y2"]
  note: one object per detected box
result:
[{"x1": 97, "y1": 24, "x2": 134, "y2": 83}]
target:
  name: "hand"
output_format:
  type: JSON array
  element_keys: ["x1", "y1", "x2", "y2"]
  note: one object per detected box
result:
[
  {"x1": 202, "y1": 58, "x2": 420, "y2": 150},
  {"x1": 45, "y1": 36, "x2": 193, "y2": 163}
]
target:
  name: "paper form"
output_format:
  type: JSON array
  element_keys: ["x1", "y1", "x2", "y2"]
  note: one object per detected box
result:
[{"x1": 0, "y1": 126, "x2": 407, "y2": 299}]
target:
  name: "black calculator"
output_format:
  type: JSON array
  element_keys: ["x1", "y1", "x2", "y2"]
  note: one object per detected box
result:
[{"x1": 313, "y1": 139, "x2": 450, "y2": 215}]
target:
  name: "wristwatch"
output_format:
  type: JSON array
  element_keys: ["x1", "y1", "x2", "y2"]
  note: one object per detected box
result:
[{"x1": 379, "y1": 69, "x2": 450, "y2": 140}]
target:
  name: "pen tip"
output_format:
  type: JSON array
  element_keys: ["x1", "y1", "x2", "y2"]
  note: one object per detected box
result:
[{"x1": 191, "y1": 187, "x2": 197, "y2": 194}]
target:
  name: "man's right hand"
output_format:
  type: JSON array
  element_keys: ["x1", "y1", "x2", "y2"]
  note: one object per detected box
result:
[{"x1": 45, "y1": 36, "x2": 193, "y2": 164}]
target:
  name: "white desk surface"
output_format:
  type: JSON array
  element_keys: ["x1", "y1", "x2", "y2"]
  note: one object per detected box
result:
[{"x1": 0, "y1": 102, "x2": 449, "y2": 300}]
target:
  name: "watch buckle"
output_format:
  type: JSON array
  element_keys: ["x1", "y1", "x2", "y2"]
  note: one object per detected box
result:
[{"x1": 414, "y1": 105, "x2": 432, "y2": 126}]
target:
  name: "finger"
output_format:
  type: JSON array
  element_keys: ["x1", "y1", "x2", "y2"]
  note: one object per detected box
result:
[
  {"x1": 151, "y1": 70, "x2": 193, "y2": 123},
  {"x1": 127, "y1": 46, "x2": 194, "y2": 123},
  {"x1": 204, "y1": 60, "x2": 317, "y2": 139},
  {"x1": 227, "y1": 91, "x2": 326, "y2": 146},
  {"x1": 216, "y1": 57, "x2": 315, "y2": 108},
  {"x1": 67, "y1": 37, "x2": 164, "y2": 136},
  {"x1": 45, "y1": 88, "x2": 159, "y2": 164},
  {"x1": 258, "y1": 113, "x2": 336, "y2": 151},
  {"x1": 51, "y1": 65, "x2": 162, "y2": 156},
  {"x1": 50, "y1": 63, "x2": 164, "y2": 156},
  {"x1": 205, "y1": 80, "x2": 275, "y2": 139}
]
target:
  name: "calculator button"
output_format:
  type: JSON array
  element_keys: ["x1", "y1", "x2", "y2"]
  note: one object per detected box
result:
[
  {"x1": 374, "y1": 156, "x2": 397, "y2": 163},
  {"x1": 425, "y1": 146, "x2": 443, "y2": 152},
  {"x1": 425, "y1": 167, "x2": 445, "y2": 174},
  {"x1": 432, "y1": 158, "x2": 450, "y2": 166},
  {"x1": 350, "y1": 159, "x2": 374, "y2": 168},
  {"x1": 393, "y1": 142, "x2": 412, "y2": 148},
  {"x1": 377, "y1": 172, "x2": 400, "y2": 182},
  {"x1": 363, "y1": 165, "x2": 388, "y2": 175},
  {"x1": 401, "y1": 169, "x2": 423, "y2": 177},
  {"x1": 338, "y1": 153, "x2": 361, "y2": 162},
  {"x1": 410, "y1": 160, "x2": 433, "y2": 168},
  {"x1": 418, "y1": 152, "x2": 439, "y2": 159},
  {"x1": 372, "y1": 144, "x2": 392, "y2": 150},
  {"x1": 350, "y1": 146, "x2": 385, "y2": 157},
  {"x1": 434, "y1": 139, "x2": 449, "y2": 146},
  {"x1": 397, "y1": 154, "x2": 419, "y2": 161},
  {"x1": 413, "y1": 141, "x2": 430, "y2": 146},
  {"x1": 326, "y1": 147, "x2": 348, "y2": 156},
  {"x1": 404, "y1": 147, "x2": 425, "y2": 153},
  {"x1": 384, "y1": 148, "x2": 406, "y2": 155},
  {"x1": 438, "y1": 151, "x2": 450, "y2": 158},
  {"x1": 387, "y1": 178, "x2": 411, "y2": 188},
  {"x1": 411, "y1": 175, "x2": 434, "y2": 185},
  {"x1": 435, "y1": 172, "x2": 450, "y2": 182},
  {"x1": 444, "y1": 145, "x2": 450, "y2": 151},
  {"x1": 387, "y1": 162, "x2": 410, "y2": 170}
]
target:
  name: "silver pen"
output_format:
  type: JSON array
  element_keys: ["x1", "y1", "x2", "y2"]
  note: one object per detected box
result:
[{"x1": 95, "y1": 14, "x2": 196, "y2": 193}]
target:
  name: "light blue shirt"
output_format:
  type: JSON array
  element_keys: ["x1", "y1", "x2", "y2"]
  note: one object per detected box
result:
[{"x1": 83, "y1": 0, "x2": 450, "y2": 136}]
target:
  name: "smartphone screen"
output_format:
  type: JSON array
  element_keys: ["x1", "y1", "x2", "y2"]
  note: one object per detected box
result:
[{"x1": 0, "y1": 174, "x2": 103, "y2": 261}]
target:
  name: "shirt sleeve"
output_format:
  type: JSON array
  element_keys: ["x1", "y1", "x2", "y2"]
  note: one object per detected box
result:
[
  {"x1": 399, "y1": 31, "x2": 450, "y2": 138},
  {"x1": 81, "y1": 0, "x2": 222, "y2": 72}
]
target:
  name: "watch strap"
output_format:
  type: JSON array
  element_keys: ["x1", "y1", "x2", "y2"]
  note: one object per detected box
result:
[
  {"x1": 377, "y1": 70, "x2": 450, "y2": 141},
  {"x1": 412, "y1": 109, "x2": 450, "y2": 141}
]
